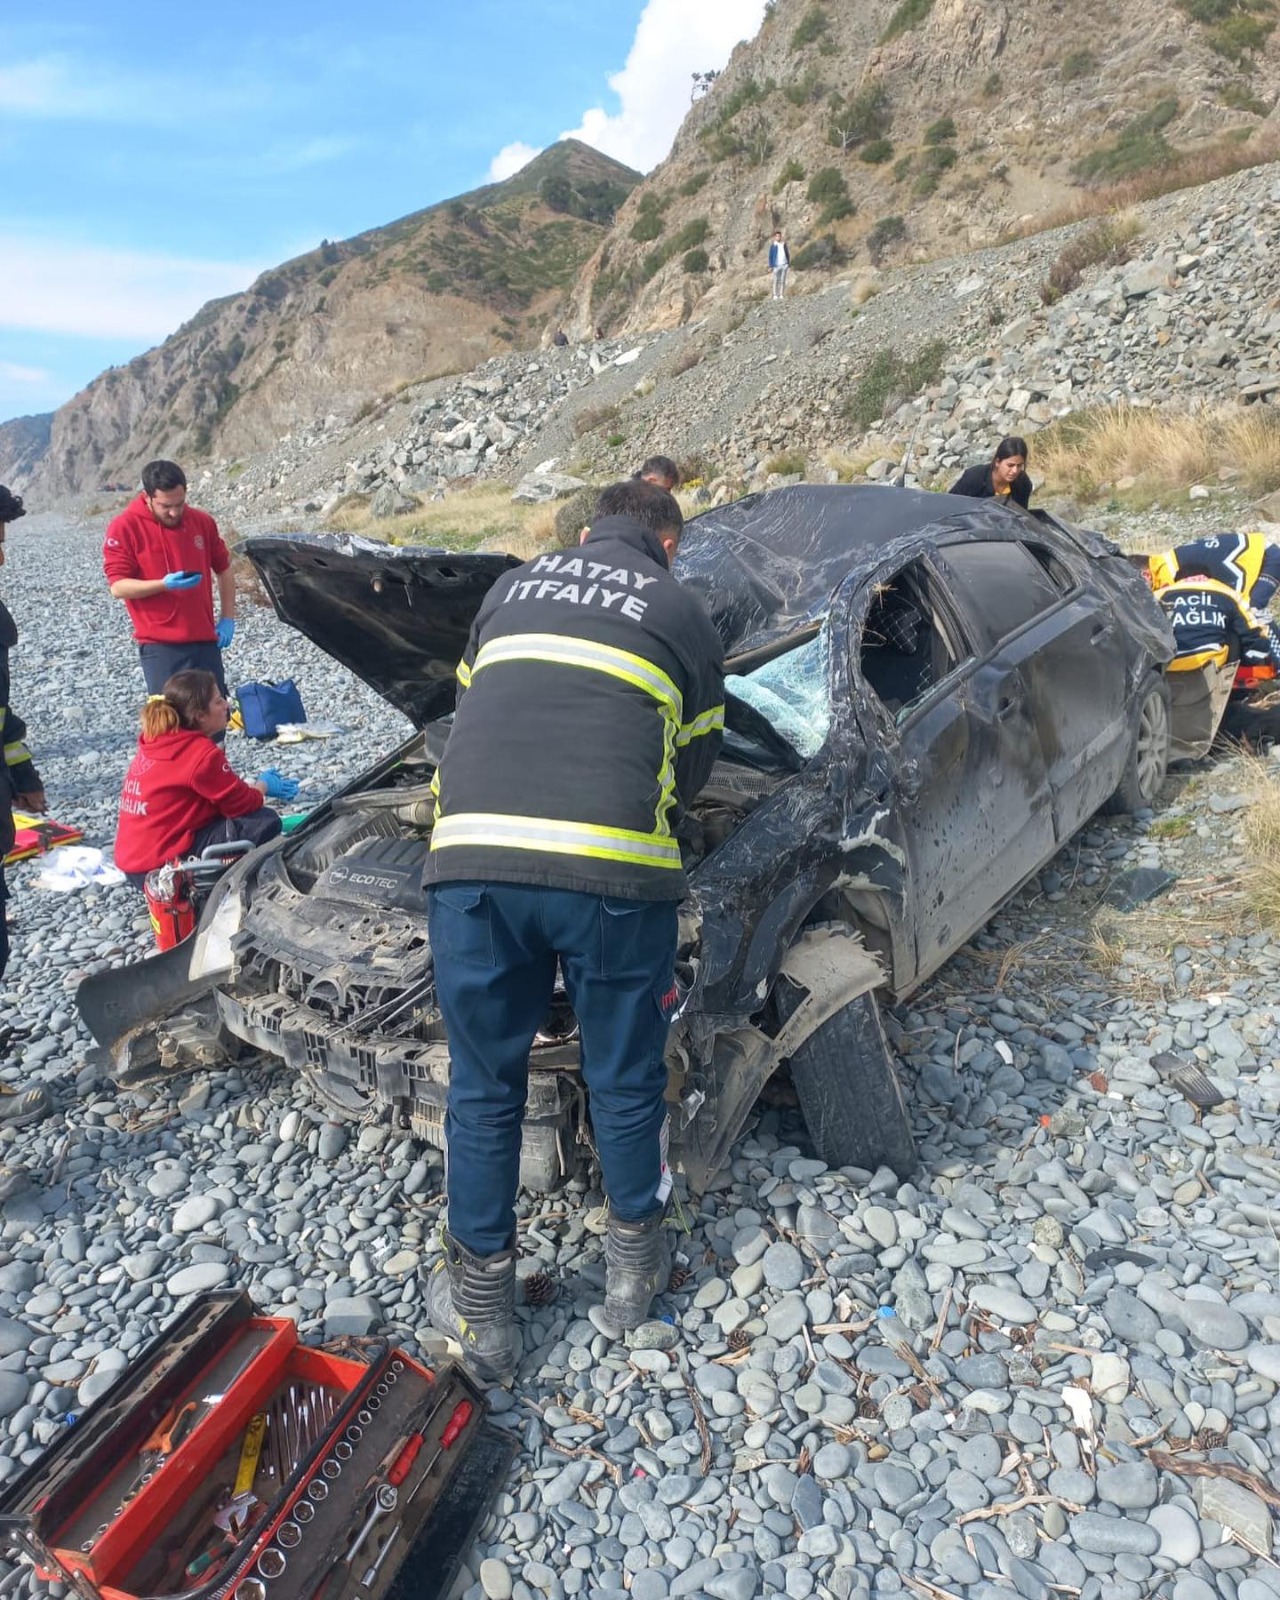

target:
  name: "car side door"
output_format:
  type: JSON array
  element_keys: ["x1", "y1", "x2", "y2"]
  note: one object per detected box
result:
[
  {"x1": 851, "y1": 553, "x2": 1055, "y2": 986},
  {"x1": 935, "y1": 538, "x2": 1133, "y2": 841}
]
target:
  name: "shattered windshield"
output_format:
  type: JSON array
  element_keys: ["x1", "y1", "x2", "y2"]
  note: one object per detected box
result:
[{"x1": 726, "y1": 628, "x2": 831, "y2": 759}]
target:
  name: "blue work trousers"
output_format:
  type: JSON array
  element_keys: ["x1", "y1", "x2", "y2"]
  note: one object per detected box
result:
[{"x1": 427, "y1": 882, "x2": 678, "y2": 1256}]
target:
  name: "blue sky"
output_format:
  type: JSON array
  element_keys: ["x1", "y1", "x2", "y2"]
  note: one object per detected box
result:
[{"x1": 0, "y1": 0, "x2": 765, "y2": 423}]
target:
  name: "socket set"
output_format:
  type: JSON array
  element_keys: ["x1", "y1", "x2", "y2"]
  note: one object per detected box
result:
[{"x1": 0, "y1": 1292, "x2": 513, "y2": 1600}]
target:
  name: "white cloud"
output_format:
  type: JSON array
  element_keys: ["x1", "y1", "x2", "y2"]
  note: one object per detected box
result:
[
  {"x1": 488, "y1": 141, "x2": 544, "y2": 182},
  {"x1": 0, "y1": 234, "x2": 263, "y2": 340},
  {"x1": 559, "y1": 0, "x2": 768, "y2": 172},
  {"x1": 0, "y1": 54, "x2": 158, "y2": 121},
  {"x1": 0, "y1": 362, "x2": 50, "y2": 386}
]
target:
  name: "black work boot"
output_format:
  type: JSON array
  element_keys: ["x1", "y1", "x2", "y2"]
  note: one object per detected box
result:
[
  {"x1": 603, "y1": 1209, "x2": 671, "y2": 1331},
  {"x1": 426, "y1": 1232, "x2": 520, "y2": 1384}
]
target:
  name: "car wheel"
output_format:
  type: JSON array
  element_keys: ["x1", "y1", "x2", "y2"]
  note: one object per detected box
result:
[
  {"x1": 777, "y1": 985, "x2": 918, "y2": 1177},
  {"x1": 1101, "y1": 673, "x2": 1171, "y2": 815}
]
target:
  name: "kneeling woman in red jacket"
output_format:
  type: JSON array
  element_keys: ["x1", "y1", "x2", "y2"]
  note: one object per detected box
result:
[{"x1": 115, "y1": 669, "x2": 298, "y2": 883}]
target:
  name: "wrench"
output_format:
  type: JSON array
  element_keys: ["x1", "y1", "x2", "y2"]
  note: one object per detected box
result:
[
  {"x1": 359, "y1": 1525, "x2": 401, "y2": 1591},
  {"x1": 345, "y1": 1485, "x2": 397, "y2": 1565}
]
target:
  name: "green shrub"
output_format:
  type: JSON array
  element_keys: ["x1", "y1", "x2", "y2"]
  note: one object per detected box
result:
[
  {"x1": 784, "y1": 66, "x2": 826, "y2": 105},
  {"x1": 766, "y1": 451, "x2": 807, "y2": 475},
  {"x1": 912, "y1": 171, "x2": 939, "y2": 197},
  {"x1": 631, "y1": 212, "x2": 663, "y2": 242},
  {"x1": 923, "y1": 115, "x2": 956, "y2": 144},
  {"x1": 790, "y1": 6, "x2": 829, "y2": 49},
  {"x1": 819, "y1": 196, "x2": 856, "y2": 224},
  {"x1": 1210, "y1": 12, "x2": 1275, "y2": 58},
  {"x1": 606, "y1": 433, "x2": 625, "y2": 448},
  {"x1": 893, "y1": 154, "x2": 914, "y2": 181},
  {"x1": 1074, "y1": 96, "x2": 1179, "y2": 181},
  {"x1": 1060, "y1": 48, "x2": 1097, "y2": 80},
  {"x1": 792, "y1": 233, "x2": 847, "y2": 270},
  {"x1": 983, "y1": 71, "x2": 1002, "y2": 96},
  {"x1": 860, "y1": 138, "x2": 895, "y2": 164},
  {"x1": 1175, "y1": 0, "x2": 1276, "y2": 60},
  {"x1": 773, "y1": 158, "x2": 806, "y2": 191},
  {"x1": 1220, "y1": 82, "x2": 1271, "y2": 112},
  {"x1": 828, "y1": 83, "x2": 892, "y2": 150},
  {"x1": 921, "y1": 143, "x2": 957, "y2": 171},
  {"x1": 672, "y1": 218, "x2": 710, "y2": 251},
  {"x1": 807, "y1": 167, "x2": 848, "y2": 204},
  {"x1": 1039, "y1": 214, "x2": 1143, "y2": 304},
  {"x1": 683, "y1": 248, "x2": 710, "y2": 273},
  {"x1": 679, "y1": 170, "x2": 711, "y2": 196},
  {"x1": 866, "y1": 214, "x2": 906, "y2": 265},
  {"x1": 880, "y1": 0, "x2": 935, "y2": 43},
  {"x1": 845, "y1": 339, "x2": 946, "y2": 430}
]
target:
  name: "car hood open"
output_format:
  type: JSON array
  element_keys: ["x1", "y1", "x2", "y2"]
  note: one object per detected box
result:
[{"x1": 244, "y1": 534, "x2": 520, "y2": 728}]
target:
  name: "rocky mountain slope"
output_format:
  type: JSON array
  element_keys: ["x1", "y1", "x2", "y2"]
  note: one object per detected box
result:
[
  {"x1": 0, "y1": 415, "x2": 52, "y2": 490},
  {"x1": 17, "y1": 141, "x2": 637, "y2": 497},
  {"x1": 565, "y1": 0, "x2": 1280, "y2": 337},
  {"x1": 194, "y1": 158, "x2": 1280, "y2": 531}
]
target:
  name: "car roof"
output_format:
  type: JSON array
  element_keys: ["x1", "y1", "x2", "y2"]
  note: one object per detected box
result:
[{"x1": 676, "y1": 484, "x2": 1040, "y2": 656}]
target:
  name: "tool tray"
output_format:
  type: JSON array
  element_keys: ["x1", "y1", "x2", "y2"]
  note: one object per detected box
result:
[{"x1": 0, "y1": 1292, "x2": 513, "y2": 1600}]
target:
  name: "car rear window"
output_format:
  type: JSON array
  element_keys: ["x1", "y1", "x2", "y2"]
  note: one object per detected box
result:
[{"x1": 942, "y1": 540, "x2": 1065, "y2": 644}]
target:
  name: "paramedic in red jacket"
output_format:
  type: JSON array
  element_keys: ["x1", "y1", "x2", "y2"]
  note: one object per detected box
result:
[
  {"x1": 114, "y1": 671, "x2": 298, "y2": 883},
  {"x1": 103, "y1": 460, "x2": 238, "y2": 694}
]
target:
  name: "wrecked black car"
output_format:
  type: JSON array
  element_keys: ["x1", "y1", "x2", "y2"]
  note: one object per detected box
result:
[{"x1": 81, "y1": 487, "x2": 1177, "y2": 1191}]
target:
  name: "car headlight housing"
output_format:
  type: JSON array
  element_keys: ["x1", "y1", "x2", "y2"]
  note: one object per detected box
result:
[{"x1": 188, "y1": 874, "x2": 245, "y2": 982}]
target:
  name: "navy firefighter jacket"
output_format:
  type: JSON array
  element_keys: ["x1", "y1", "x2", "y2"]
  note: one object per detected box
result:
[{"x1": 426, "y1": 515, "x2": 726, "y2": 902}]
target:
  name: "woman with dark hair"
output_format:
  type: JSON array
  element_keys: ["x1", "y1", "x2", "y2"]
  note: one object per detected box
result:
[
  {"x1": 114, "y1": 670, "x2": 297, "y2": 883},
  {"x1": 950, "y1": 437, "x2": 1033, "y2": 509}
]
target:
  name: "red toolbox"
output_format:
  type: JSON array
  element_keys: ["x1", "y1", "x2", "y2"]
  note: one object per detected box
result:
[{"x1": 0, "y1": 1292, "x2": 513, "y2": 1600}]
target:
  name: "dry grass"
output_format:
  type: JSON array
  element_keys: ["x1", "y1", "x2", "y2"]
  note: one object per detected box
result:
[
  {"x1": 1035, "y1": 405, "x2": 1280, "y2": 509},
  {"x1": 1239, "y1": 755, "x2": 1280, "y2": 928},
  {"x1": 324, "y1": 483, "x2": 559, "y2": 554},
  {"x1": 1002, "y1": 129, "x2": 1280, "y2": 243}
]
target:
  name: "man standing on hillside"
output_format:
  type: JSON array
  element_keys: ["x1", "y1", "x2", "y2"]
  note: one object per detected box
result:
[
  {"x1": 424, "y1": 477, "x2": 724, "y2": 1383},
  {"x1": 103, "y1": 460, "x2": 237, "y2": 695},
  {"x1": 768, "y1": 230, "x2": 790, "y2": 299}
]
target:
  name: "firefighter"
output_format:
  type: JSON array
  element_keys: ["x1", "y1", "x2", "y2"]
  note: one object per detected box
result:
[{"x1": 424, "y1": 478, "x2": 725, "y2": 1383}]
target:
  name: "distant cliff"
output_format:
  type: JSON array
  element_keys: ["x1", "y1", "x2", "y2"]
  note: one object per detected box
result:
[
  {"x1": 27, "y1": 141, "x2": 638, "y2": 496},
  {"x1": 0, "y1": 415, "x2": 53, "y2": 492}
]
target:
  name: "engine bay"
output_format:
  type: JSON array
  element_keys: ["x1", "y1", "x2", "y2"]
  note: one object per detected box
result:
[{"x1": 276, "y1": 748, "x2": 786, "y2": 908}]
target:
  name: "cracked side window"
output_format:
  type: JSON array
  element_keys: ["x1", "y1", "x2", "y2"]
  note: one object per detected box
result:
[{"x1": 859, "y1": 561, "x2": 961, "y2": 720}]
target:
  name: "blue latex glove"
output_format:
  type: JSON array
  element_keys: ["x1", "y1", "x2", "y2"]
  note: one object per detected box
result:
[
  {"x1": 163, "y1": 571, "x2": 202, "y2": 591},
  {"x1": 216, "y1": 617, "x2": 236, "y2": 649},
  {"x1": 259, "y1": 768, "x2": 300, "y2": 801}
]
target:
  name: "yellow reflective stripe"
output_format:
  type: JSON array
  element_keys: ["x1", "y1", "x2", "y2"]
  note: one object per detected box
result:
[
  {"x1": 676, "y1": 705, "x2": 725, "y2": 746},
  {"x1": 455, "y1": 659, "x2": 472, "y2": 688},
  {"x1": 3, "y1": 741, "x2": 30, "y2": 767},
  {"x1": 431, "y1": 812, "x2": 682, "y2": 867},
  {"x1": 471, "y1": 633, "x2": 683, "y2": 715},
  {"x1": 1149, "y1": 551, "x2": 1177, "y2": 591},
  {"x1": 1169, "y1": 646, "x2": 1230, "y2": 672}
]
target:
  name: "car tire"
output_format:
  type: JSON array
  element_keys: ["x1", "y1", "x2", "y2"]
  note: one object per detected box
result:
[
  {"x1": 777, "y1": 985, "x2": 918, "y2": 1177},
  {"x1": 1101, "y1": 673, "x2": 1171, "y2": 815}
]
